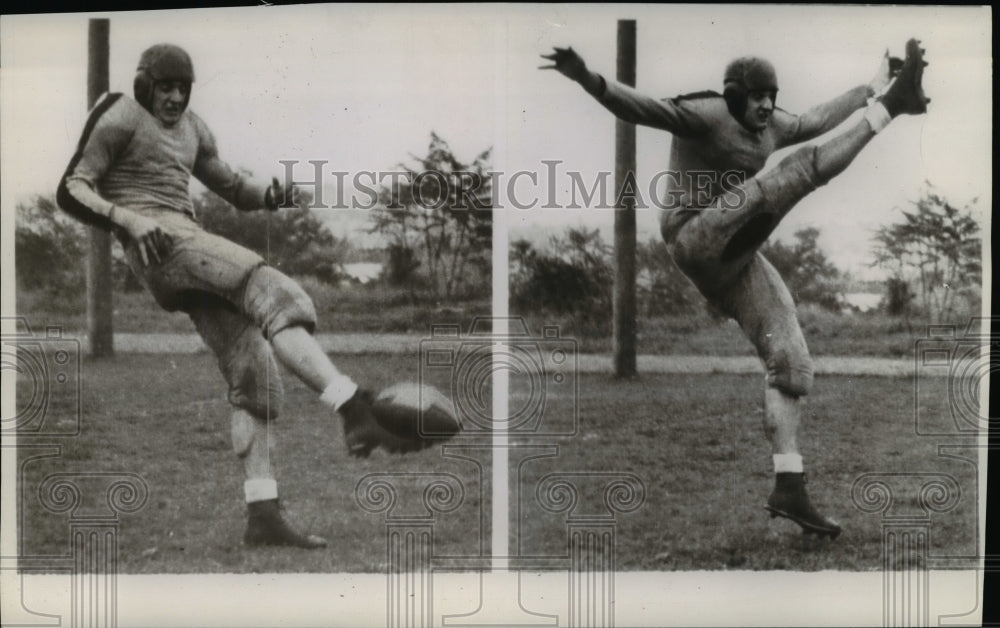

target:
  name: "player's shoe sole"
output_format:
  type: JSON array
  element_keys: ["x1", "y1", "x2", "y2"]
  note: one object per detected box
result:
[
  {"x1": 881, "y1": 38, "x2": 930, "y2": 116},
  {"x1": 244, "y1": 499, "x2": 328, "y2": 549},
  {"x1": 765, "y1": 504, "x2": 842, "y2": 539}
]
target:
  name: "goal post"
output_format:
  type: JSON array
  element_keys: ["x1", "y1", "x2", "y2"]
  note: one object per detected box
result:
[
  {"x1": 613, "y1": 19, "x2": 637, "y2": 378},
  {"x1": 86, "y1": 18, "x2": 114, "y2": 357}
]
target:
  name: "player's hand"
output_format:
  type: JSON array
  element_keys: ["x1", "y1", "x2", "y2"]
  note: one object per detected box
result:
[
  {"x1": 119, "y1": 211, "x2": 173, "y2": 267},
  {"x1": 266, "y1": 177, "x2": 302, "y2": 211},
  {"x1": 869, "y1": 49, "x2": 904, "y2": 96},
  {"x1": 539, "y1": 46, "x2": 589, "y2": 82}
]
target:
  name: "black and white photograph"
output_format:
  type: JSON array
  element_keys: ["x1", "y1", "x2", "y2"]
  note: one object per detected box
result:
[
  {"x1": 1, "y1": 4, "x2": 993, "y2": 627},
  {"x1": 499, "y1": 5, "x2": 990, "y2": 623}
]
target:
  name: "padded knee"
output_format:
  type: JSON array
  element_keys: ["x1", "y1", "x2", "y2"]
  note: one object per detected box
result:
[
  {"x1": 765, "y1": 347, "x2": 814, "y2": 397},
  {"x1": 223, "y1": 325, "x2": 284, "y2": 421},
  {"x1": 243, "y1": 266, "x2": 317, "y2": 339}
]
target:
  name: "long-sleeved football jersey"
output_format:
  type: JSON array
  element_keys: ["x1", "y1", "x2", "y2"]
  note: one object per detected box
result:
[
  {"x1": 58, "y1": 92, "x2": 268, "y2": 231},
  {"x1": 592, "y1": 79, "x2": 870, "y2": 239}
]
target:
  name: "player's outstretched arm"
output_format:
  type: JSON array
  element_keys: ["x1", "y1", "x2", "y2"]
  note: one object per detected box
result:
[
  {"x1": 540, "y1": 46, "x2": 709, "y2": 138},
  {"x1": 195, "y1": 144, "x2": 303, "y2": 213},
  {"x1": 189, "y1": 112, "x2": 273, "y2": 212},
  {"x1": 777, "y1": 49, "x2": 903, "y2": 146},
  {"x1": 539, "y1": 46, "x2": 605, "y2": 95}
]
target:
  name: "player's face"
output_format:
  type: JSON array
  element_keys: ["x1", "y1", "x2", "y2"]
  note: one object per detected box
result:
[
  {"x1": 743, "y1": 89, "x2": 775, "y2": 131},
  {"x1": 151, "y1": 80, "x2": 189, "y2": 126}
]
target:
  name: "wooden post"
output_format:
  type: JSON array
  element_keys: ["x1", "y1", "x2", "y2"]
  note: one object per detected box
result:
[
  {"x1": 87, "y1": 19, "x2": 113, "y2": 357},
  {"x1": 613, "y1": 20, "x2": 637, "y2": 378}
]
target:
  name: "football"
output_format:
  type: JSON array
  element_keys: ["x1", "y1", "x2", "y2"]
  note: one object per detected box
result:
[{"x1": 371, "y1": 382, "x2": 462, "y2": 442}]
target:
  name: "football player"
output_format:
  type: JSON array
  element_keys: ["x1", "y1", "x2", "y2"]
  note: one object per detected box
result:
[
  {"x1": 57, "y1": 44, "x2": 428, "y2": 549},
  {"x1": 542, "y1": 39, "x2": 929, "y2": 538}
]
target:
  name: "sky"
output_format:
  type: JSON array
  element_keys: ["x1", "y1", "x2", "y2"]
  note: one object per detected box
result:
[
  {"x1": 0, "y1": 6, "x2": 992, "y2": 624},
  {"x1": 502, "y1": 5, "x2": 992, "y2": 280},
  {"x1": 1, "y1": 5, "x2": 992, "y2": 281}
]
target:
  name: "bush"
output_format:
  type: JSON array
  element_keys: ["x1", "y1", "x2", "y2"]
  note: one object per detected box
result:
[
  {"x1": 511, "y1": 229, "x2": 613, "y2": 336},
  {"x1": 513, "y1": 230, "x2": 713, "y2": 338},
  {"x1": 760, "y1": 227, "x2": 847, "y2": 311},
  {"x1": 196, "y1": 185, "x2": 349, "y2": 284}
]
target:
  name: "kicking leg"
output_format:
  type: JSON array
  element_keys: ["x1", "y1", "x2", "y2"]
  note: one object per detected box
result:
[
  {"x1": 721, "y1": 255, "x2": 841, "y2": 539},
  {"x1": 670, "y1": 39, "x2": 929, "y2": 290},
  {"x1": 190, "y1": 297, "x2": 326, "y2": 548},
  {"x1": 241, "y1": 265, "x2": 425, "y2": 457},
  {"x1": 765, "y1": 37, "x2": 929, "y2": 200},
  {"x1": 812, "y1": 38, "x2": 929, "y2": 178}
]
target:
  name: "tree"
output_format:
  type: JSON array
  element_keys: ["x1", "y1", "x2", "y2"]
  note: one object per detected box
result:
[
  {"x1": 369, "y1": 132, "x2": 492, "y2": 299},
  {"x1": 381, "y1": 243, "x2": 422, "y2": 288},
  {"x1": 761, "y1": 227, "x2": 847, "y2": 311},
  {"x1": 871, "y1": 184, "x2": 982, "y2": 322},
  {"x1": 510, "y1": 227, "x2": 614, "y2": 336},
  {"x1": 196, "y1": 181, "x2": 349, "y2": 284},
  {"x1": 883, "y1": 276, "x2": 916, "y2": 317},
  {"x1": 16, "y1": 195, "x2": 88, "y2": 299},
  {"x1": 15, "y1": 194, "x2": 140, "y2": 298}
]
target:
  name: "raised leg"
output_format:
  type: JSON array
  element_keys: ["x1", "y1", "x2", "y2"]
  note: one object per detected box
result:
[
  {"x1": 240, "y1": 265, "x2": 433, "y2": 457},
  {"x1": 669, "y1": 40, "x2": 929, "y2": 293}
]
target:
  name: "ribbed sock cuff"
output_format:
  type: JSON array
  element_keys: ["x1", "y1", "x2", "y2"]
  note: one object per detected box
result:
[
  {"x1": 773, "y1": 453, "x2": 804, "y2": 474},
  {"x1": 244, "y1": 478, "x2": 278, "y2": 503},
  {"x1": 864, "y1": 102, "x2": 892, "y2": 133},
  {"x1": 320, "y1": 375, "x2": 359, "y2": 411}
]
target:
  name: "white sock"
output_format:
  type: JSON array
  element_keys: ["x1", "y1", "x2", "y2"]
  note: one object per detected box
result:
[
  {"x1": 773, "y1": 453, "x2": 804, "y2": 474},
  {"x1": 864, "y1": 102, "x2": 891, "y2": 133},
  {"x1": 320, "y1": 374, "x2": 359, "y2": 411},
  {"x1": 244, "y1": 478, "x2": 278, "y2": 503}
]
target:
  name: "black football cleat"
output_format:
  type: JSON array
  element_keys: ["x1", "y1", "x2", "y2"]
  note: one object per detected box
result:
[
  {"x1": 765, "y1": 473, "x2": 842, "y2": 539},
  {"x1": 881, "y1": 38, "x2": 930, "y2": 117},
  {"x1": 339, "y1": 389, "x2": 430, "y2": 457},
  {"x1": 244, "y1": 499, "x2": 327, "y2": 549}
]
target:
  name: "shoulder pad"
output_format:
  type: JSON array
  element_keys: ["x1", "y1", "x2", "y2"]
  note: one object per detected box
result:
[
  {"x1": 89, "y1": 93, "x2": 146, "y2": 124},
  {"x1": 185, "y1": 110, "x2": 212, "y2": 133},
  {"x1": 671, "y1": 90, "x2": 723, "y2": 101},
  {"x1": 93, "y1": 91, "x2": 124, "y2": 108},
  {"x1": 100, "y1": 92, "x2": 145, "y2": 116},
  {"x1": 73, "y1": 92, "x2": 132, "y2": 150},
  {"x1": 186, "y1": 110, "x2": 219, "y2": 156},
  {"x1": 186, "y1": 110, "x2": 213, "y2": 137}
]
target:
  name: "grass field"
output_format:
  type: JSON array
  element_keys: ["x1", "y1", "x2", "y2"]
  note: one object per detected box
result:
[
  {"x1": 513, "y1": 372, "x2": 979, "y2": 571},
  {"x1": 15, "y1": 349, "x2": 979, "y2": 573},
  {"x1": 16, "y1": 353, "x2": 490, "y2": 573}
]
